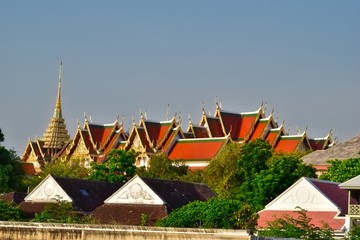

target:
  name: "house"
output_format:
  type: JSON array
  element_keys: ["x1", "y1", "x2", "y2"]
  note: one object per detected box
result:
[
  {"x1": 19, "y1": 174, "x2": 123, "y2": 218},
  {"x1": 93, "y1": 175, "x2": 216, "y2": 225},
  {"x1": 257, "y1": 177, "x2": 348, "y2": 232},
  {"x1": 302, "y1": 134, "x2": 359, "y2": 174},
  {"x1": 339, "y1": 174, "x2": 360, "y2": 231}
]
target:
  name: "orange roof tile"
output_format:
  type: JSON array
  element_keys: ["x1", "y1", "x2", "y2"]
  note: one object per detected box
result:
[
  {"x1": 275, "y1": 135, "x2": 304, "y2": 153},
  {"x1": 258, "y1": 210, "x2": 345, "y2": 231},
  {"x1": 265, "y1": 127, "x2": 284, "y2": 147},
  {"x1": 168, "y1": 137, "x2": 228, "y2": 161},
  {"x1": 87, "y1": 123, "x2": 116, "y2": 148}
]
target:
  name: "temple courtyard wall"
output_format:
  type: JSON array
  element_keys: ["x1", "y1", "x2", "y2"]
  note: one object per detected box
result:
[{"x1": 0, "y1": 221, "x2": 252, "y2": 240}]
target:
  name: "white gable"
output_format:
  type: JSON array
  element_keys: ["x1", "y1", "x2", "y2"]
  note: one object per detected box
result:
[
  {"x1": 24, "y1": 175, "x2": 72, "y2": 202},
  {"x1": 105, "y1": 175, "x2": 164, "y2": 205},
  {"x1": 265, "y1": 177, "x2": 339, "y2": 212}
]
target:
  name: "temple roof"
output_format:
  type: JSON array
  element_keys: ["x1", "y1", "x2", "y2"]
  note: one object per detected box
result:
[
  {"x1": 41, "y1": 62, "x2": 70, "y2": 151},
  {"x1": 168, "y1": 136, "x2": 229, "y2": 161}
]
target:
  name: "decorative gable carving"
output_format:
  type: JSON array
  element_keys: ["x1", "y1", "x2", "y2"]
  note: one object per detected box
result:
[
  {"x1": 72, "y1": 136, "x2": 89, "y2": 158},
  {"x1": 25, "y1": 175, "x2": 72, "y2": 203},
  {"x1": 105, "y1": 175, "x2": 164, "y2": 205},
  {"x1": 266, "y1": 178, "x2": 339, "y2": 212}
]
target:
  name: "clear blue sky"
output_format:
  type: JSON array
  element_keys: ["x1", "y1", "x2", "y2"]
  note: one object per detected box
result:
[{"x1": 1, "y1": 1, "x2": 359, "y2": 154}]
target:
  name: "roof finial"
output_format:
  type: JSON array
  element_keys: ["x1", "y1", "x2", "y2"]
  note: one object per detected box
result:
[
  {"x1": 89, "y1": 113, "x2": 92, "y2": 123},
  {"x1": 53, "y1": 61, "x2": 63, "y2": 119},
  {"x1": 84, "y1": 112, "x2": 88, "y2": 123},
  {"x1": 166, "y1": 103, "x2": 170, "y2": 120},
  {"x1": 122, "y1": 114, "x2": 125, "y2": 126},
  {"x1": 144, "y1": 110, "x2": 148, "y2": 120}
]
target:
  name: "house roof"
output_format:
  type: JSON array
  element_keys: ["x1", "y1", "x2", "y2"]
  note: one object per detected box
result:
[
  {"x1": 141, "y1": 177, "x2": 215, "y2": 211},
  {"x1": 0, "y1": 192, "x2": 27, "y2": 204},
  {"x1": 258, "y1": 210, "x2": 345, "y2": 230},
  {"x1": 104, "y1": 175, "x2": 215, "y2": 213},
  {"x1": 302, "y1": 134, "x2": 360, "y2": 166},
  {"x1": 339, "y1": 175, "x2": 360, "y2": 190},
  {"x1": 257, "y1": 177, "x2": 348, "y2": 231},
  {"x1": 24, "y1": 174, "x2": 123, "y2": 213},
  {"x1": 167, "y1": 137, "x2": 229, "y2": 161},
  {"x1": 93, "y1": 204, "x2": 167, "y2": 225}
]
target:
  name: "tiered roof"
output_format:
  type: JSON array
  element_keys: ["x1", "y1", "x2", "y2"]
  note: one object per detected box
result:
[
  {"x1": 22, "y1": 79, "x2": 334, "y2": 172},
  {"x1": 41, "y1": 62, "x2": 70, "y2": 157}
]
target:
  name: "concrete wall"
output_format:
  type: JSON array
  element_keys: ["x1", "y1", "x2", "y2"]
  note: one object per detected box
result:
[{"x1": 0, "y1": 221, "x2": 251, "y2": 240}]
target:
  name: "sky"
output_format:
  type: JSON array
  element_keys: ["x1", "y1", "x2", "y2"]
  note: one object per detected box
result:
[{"x1": 0, "y1": 1, "x2": 359, "y2": 155}]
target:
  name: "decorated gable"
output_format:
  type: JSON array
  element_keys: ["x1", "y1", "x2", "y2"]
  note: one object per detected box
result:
[
  {"x1": 105, "y1": 175, "x2": 164, "y2": 205},
  {"x1": 265, "y1": 178, "x2": 341, "y2": 212},
  {"x1": 25, "y1": 175, "x2": 72, "y2": 202}
]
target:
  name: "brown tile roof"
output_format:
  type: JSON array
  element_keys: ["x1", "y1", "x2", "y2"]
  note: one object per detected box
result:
[
  {"x1": 93, "y1": 204, "x2": 167, "y2": 225},
  {"x1": 52, "y1": 176, "x2": 123, "y2": 213},
  {"x1": 141, "y1": 177, "x2": 216, "y2": 211},
  {"x1": 0, "y1": 192, "x2": 27, "y2": 204},
  {"x1": 19, "y1": 201, "x2": 48, "y2": 218},
  {"x1": 302, "y1": 134, "x2": 360, "y2": 166}
]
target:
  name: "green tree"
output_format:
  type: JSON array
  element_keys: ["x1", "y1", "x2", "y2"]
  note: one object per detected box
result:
[
  {"x1": 137, "y1": 153, "x2": 188, "y2": 181},
  {"x1": 156, "y1": 198, "x2": 258, "y2": 231},
  {"x1": 203, "y1": 142, "x2": 242, "y2": 198},
  {"x1": 34, "y1": 201, "x2": 84, "y2": 223},
  {"x1": 237, "y1": 139, "x2": 273, "y2": 182},
  {"x1": 0, "y1": 200, "x2": 23, "y2": 221},
  {"x1": 345, "y1": 225, "x2": 360, "y2": 240},
  {"x1": 0, "y1": 130, "x2": 25, "y2": 193},
  {"x1": 89, "y1": 149, "x2": 136, "y2": 183},
  {"x1": 0, "y1": 128, "x2": 4, "y2": 143},
  {"x1": 258, "y1": 207, "x2": 334, "y2": 239},
  {"x1": 240, "y1": 153, "x2": 316, "y2": 211},
  {"x1": 319, "y1": 158, "x2": 360, "y2": 182}
]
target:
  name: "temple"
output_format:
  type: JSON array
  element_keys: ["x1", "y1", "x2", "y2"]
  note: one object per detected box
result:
[
  {"x1": 22, "y1": 63, "x2": 71, "y2": 174},
  {"x1": 21, "y1": 69, "x2": 334, "y2": 174}
]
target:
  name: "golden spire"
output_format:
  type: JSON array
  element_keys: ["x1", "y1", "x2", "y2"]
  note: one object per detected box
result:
[
  {"x1": 53, "y1": 61, "x2": 62, "y2": 119},
  {"x1": 42, "y1": 62, "x2": 70, "y2": 155}
]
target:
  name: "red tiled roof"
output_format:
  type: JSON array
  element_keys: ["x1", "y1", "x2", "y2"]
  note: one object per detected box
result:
[
  {"x1": 205, "y1": 117, "x2": 225, "y2": 138},
  {"x1": 250, "y1": 119, "x2": 269, "y2": 140},
  {"x1": 192, "y1": 126, "x2": 210, "y2": 138},
  {"x1": 219, "y1": 111, "x2": 241, "y2": 139},
  {"x1": 257, "y1": 210, "x2": 345, "y2": 230},
  {"x1": 266, "y1": 129, "x2": 283, "y2": 147},
  {"x1": 168, "y1": 137, "x2": 228, "y2": 161},
  {"x1": 275, "y1": 136, "x2": 303, "y2": 153},
  {"x1": 22, "y1": 162, "x2": 36, "y2": 175},
  {"x1": 87, "y1": 123, "x2": 116, "y2": 148},
  {"x1": 309, "y1": 138, "x2": 328, "y2": 151}
]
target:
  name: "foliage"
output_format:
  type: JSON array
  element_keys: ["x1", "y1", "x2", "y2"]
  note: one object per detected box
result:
[
  {"x1": 0, "y1": 146, "x2": 25, "y2": 193},
  {"x1": 34, "y1": 201, "x2": 84, "y2": 223},
  {"x1": 203, "y1": 142, "x2": 243, "y2": 198},
  {"x1": 237, "y1": 139, "x2": 273, "y2": 182},
  {"x1": 24, "y1": 158, "x2": 90, "y2": 191},
  {"x1": 239, "y1": 153, "x2": 316, "y2": 211},
  {"x1": 319, "y1": 158, "x2": 360, "y2": 182},
  {"x1": 0, "y1": 128, "x2": 4, "y2": 143},
  {"x1": 0, "y1": 200, "x2": 23, "y2": 221},
  {"x1": 89, "y1": 149, "x2": 136, "y2": 183},
  {"x1": 258, "y1": 207, "x2": 334, "y2": 239},
  {"x1": 137, "y1": 153, "x2": 188, "y2": 181},
  {"x1": 345, "y1": 225, "x2": 360, "y2": 240},
  {"x1": 156, "y1": 198, "x2": 258, "y2": 231}
]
